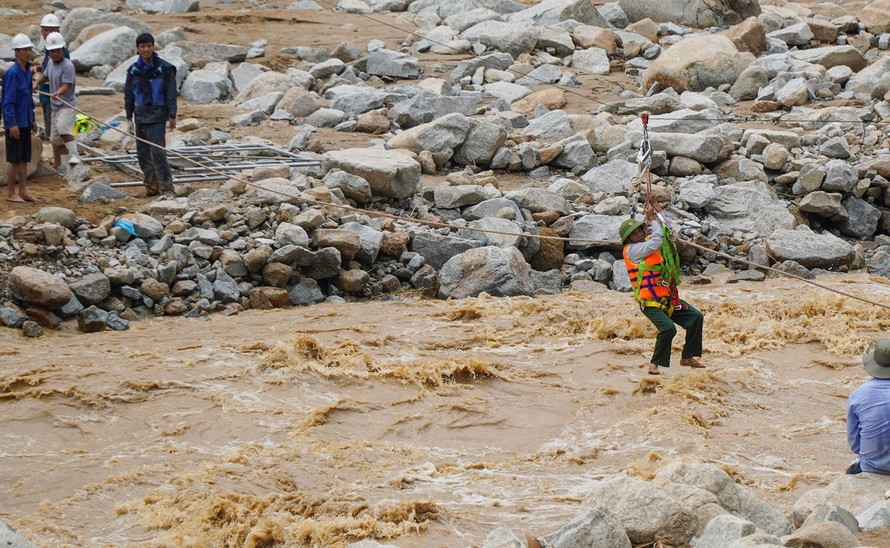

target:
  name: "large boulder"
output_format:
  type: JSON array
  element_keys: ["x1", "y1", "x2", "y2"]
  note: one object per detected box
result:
[
  {"x1": 9, "y1": 266, "x2": 74, "y2": 310},
  {"x1": 509, "y1": 0, "x2": 610, "y2": 27},
  {"x1": 69, "y1": 26, "x2": 138, "y2": 71},
  {"x1": 618, "y1": 0, "x2": 759, "y2": 27},
  {"x1": 791, "y1": 473, "x2": 890, "y2": 528},
  {"x1": 585, "y1": 475, "x2": 697, "y2": 546},
  {"x1": 169, "y1": 41, "x2": 248, "y2": 67},
  {"x1": 438, "y1": 246, "x2": 535, "y2": 299},
  {"x1": 705, "y1": 181, "x2": 794, "y2": 238},
  {"x1": 643, "y1": 35, "x2": 745, "y2": 93},
  {"x1": 845, "y1": 56, "x2": 890, "y2": 97},
  {"x1": 411, "y1": 231, "x2": 481, "y2": 269},
  {"x1": 764, "y1": 228, "x2": 856, "y2": 269},
  {"x1": 788, "y1": 46, "x2": 866, "y2": 72},
  {"x1": 385, "y1": 112, "x2": 474, "y2": 167},
  {"x1": 60, "y1": 8, "x2": 151, "y2": 44},
  {"x1": 322, "y1": 148, "x2": 420, "y2": 199},
  {"x1": 649, "y1": 133, "x2": 731, "y2": 164},
  {"x1": 858, "y1": 0, "x2": 890, "y2": 35},
  {"x1": 566, "y1": 214, "x2": 624, "y2": 251},
  {"x1": 453, "y1": 121, "x2": 507, "y2": 166},
  {"x1": 539, "y1": 508, "x2": 631, "y2": 548},
  {"x1": 460, "y1": 21, "x2": 538, "y2": 58}
]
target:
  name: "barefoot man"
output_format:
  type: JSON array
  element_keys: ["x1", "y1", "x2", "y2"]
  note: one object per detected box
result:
[
  {"x1": 619, "y1": 202, "x2": 705, "y2": 375},
  {"x1": 2, "y1": 34, "x2": 39, "y2": 203}
]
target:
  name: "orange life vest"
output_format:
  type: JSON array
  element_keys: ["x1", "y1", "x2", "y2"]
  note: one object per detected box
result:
[{"x1": 623, "y1": 246, "x2": 670, "y2": 302}]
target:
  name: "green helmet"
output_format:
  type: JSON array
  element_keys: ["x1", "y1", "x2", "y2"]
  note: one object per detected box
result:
[{"x1": 619, "y1": 218, "x2": 644, "y2": 243}]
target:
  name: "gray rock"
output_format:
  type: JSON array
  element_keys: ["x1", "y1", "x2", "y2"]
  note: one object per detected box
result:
[
  {"x1": 505, "y1": 188, "x2": 571, "y2": 214},
  {"x1": 324, "y1": 170, "x2": 373, "y2": 204},
  {"x1": 143, "y1": 0, "x2": 200, "y2": 14},
  {"x1": 540, "y1": 508, "x2": 631, "y2": 548},
  {"x1": 341, "y1": 222, "x2": 384, "y2": 264},
  {"x1": 181, "y1": 69, "x2": 232, "y2": 103},
  {"x1": 106, "y1": 313, "x2": 130, "y2": 331},
  {"x1": 585, "y1": 475, "x2": 696, "y2": 546},
  {"x1": 78, "y1": 305, "x2": 108, "y2": 333},
  {"x1": 581, "y1": 159, "x2": 638, "y2": 195},
  {"x1": 693, "y1": 514, "x2": 756, "y2": 548},
  {"x1": 0, "y1": 303, "x2": 27, "y2": 328},
  {"x1": 791, "y1": 473, "x2": 890, "y2": 528},
  {"x1": 800, "y1": 502, "x2": 859, "y2": 534},
  {"x1": 868, "y1": 249, "x2": 890, "y2": 278},
  {"x1": 0, "y1": 518, "x2": 36, "y2": 548},
  {"x1": 385, "y1": 112, "x2": 474, "y2": 167},
  {"x1": 572, "y1": 47, "x2": 610, "y2": 76},
  {"x1": 789, "y1": 45, "x2": 866, "y2": 72},
  {"x1": 460, "y1": 218, "x2": 523, "y2": 249},
  {"x1": 792, "y1": 163, "x2": 826, "y2": 195},
  {"x1": 287, "y1": 279, "x2": 326, "y2": 305},
  {"x1": 617, "y1": 0, "x2": 758, "y2": 27},
  {"x1": 649, "y1": 133, "x2": 729, "y2": 164},
  {"x1": 235, "y1": 72, "x2": 314, "y2": 105},
  {"x1": 768, "y1": 22, "x2": 814, "y2": 46},
  {"x1": 9, "y1": 266, "x2": 73, "y2": 310},
  {"x1": 729, "y1": 65, "x2": 770, "y2": 101},
  {"x1": 411, "y1": 230, "x2": 481, "y2": 269},
  {"x1": 516, "y1": 64, "x2": 564, "y2": 86},
  {"x1": 303, "y1": 247, "x2": 342, "y2": 280},
  {"x1": 36, "y1": 207, "x2": 77, "y2": 229},
  {"x1": 451, "y1": 52, "x2": 514, "y2": 82},
  {"x1": 275, "y1": 222, "x2": 310, "y2": 247},
  {"x1": 454, "y1": 121, "x2": 507, "y2": 166},
  {"x1": 81, "y1": 182, "x2": 129, "y2": 203},
  {"x1": 70, "y1": 26, "x2": 138, "y2": 71},
  {"x1": 480, "y1": 529, "x2": 524, "y2": 548},
  {"x1": 308, "y1": 58, "x2": 345, "y2": 80},
  {"x1": 679, "y1": 178, "x2": 717, "y2": 209},
  {"x1": 765, "y1": 228, "x2": 855, "y2": 269},
  {"x1": 306, "y1": 108, "x2": 345, "y2": 128},
  {"x1": 463, "y1": 198, "x2": 523, "y2": 221},
  {"x1": 328, "y1": 86, "x2": 389, "y2": 117},
  {"x1": 551, "y1": 134, "x2": 597, "y2": 171},
  {"x1": 367, "y1": 49, "x2": 420, "y2": 79},
  {"x1": 510, "y1": 0, "x2": 610, "y2": 26},
  {"x1": 820, "y1": 136, "x2": 850, "y2": 159},
  {"x1": 460, "y1": 21, "x2": 538, "y2": 57},
  {"x1": 230, "y1": 62, "x2": 266, "y2": 94},
  {"x1": 323, "y1": 148, "x2": 421, "y2": 199},
  {"x1": 170, "y1": 41, "x2": 248, "y2": 66},
  {"x1": 845, "y1": 56, "x2": 890, "y2": 96},
  {"x1": 522, "y1": 110, "x2": 573, "y2": 140},
  {"x1": 782, "y1": 521, "x2": 859, "y2": 548},
  {"x1": 705, "y1": 181, "x2": 794, "y2": 238},
  {"x1": 388, "y1": 94, "x2": 437, "y2": 128},
  {"x1": 117, "y1": 213, "x2": 164, "y2": 239},
  {"x1": 567, "y1": 214, "x2": 624, "y2": 251},
  {"x1": 837, "y1": 196, "x2": 880, "y2": 240},
  {"x1": 60, "y1": 8, "x2": 151, "y2": 45},
  {"x1": 857, "y1": 499, "x2": 890, "y2": 532},
  {"x1": 821, "y1": 160, "x2": 858, "y2": 193},
  {"x1": 213, "y1": 270, "x2": 241, "y2": 303},
  {"x1": 69, "y1": 273, "x2": 111, "y2": 305},
  {"x1": 799, "y1": 191, "x2": 844, "y2": 218},
  {"x1": 434, "y1": 185, "x2": 491, "y2": 209},
  {"x1": 438, "y1": 246, "x2": 535, "y2": 298},
  {"x1": 599, "y1": 3, "x2": 628, "y2": 27}
]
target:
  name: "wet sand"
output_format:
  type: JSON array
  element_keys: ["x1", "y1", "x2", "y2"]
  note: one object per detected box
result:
[{"x1": 3, "y1": 275, "x2": 890, "y2": 546}]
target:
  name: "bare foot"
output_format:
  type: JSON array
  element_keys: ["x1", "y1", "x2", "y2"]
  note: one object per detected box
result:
[
  {"x1": 680, "y1": 358, "x2": 705, "y2": 368},
  {"x1": 648, "y1": 364, "x2": 660, "y2": 375},
  {"x1": 5, "y1": 195, "x2": 25, "y2": 203},
  {"x1": 20, "y1": 193, "x2": 37, "y2": 203}
]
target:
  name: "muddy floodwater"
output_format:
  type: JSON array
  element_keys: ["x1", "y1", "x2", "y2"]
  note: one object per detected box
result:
[{"x1": 2, "y1": 275, "x2": 890, "y2": 546}]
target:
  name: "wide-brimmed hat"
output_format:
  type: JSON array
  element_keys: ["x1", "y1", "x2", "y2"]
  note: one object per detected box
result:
[{"x1": 863, "y1": 339, "x2": 890, "y2": 379}]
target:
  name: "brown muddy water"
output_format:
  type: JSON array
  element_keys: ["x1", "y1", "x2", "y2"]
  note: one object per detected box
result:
[{"x1": 2, "y1": 274, "x2": 890, "y2": 547}]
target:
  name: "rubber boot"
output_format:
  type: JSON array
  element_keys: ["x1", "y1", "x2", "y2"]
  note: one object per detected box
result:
[{"x1": 66, "y1": 141, "x2": 82, "y2": 165}]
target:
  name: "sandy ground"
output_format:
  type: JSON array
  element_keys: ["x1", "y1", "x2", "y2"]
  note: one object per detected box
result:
[{"x1": 3, "y1": 0, "x2": 890, "y2": 546}]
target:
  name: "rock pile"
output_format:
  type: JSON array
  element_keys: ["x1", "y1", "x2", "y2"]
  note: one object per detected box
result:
[
  {"x1": 479, "y1": 461, "x2": 890, "y2": 548},
  {"x1": 3, "y1": 0, "x2": 890, "y2": 335}
]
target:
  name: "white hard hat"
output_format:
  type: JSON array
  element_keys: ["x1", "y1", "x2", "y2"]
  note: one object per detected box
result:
[
  {"x1": 40, "y1": 13, "x2": 61, "y2": 28},
  {"x1": 45, "y1": 32, "x2": 65, "y2": 51},
  {"x1": 11, "y1": 34, "x2": 34, "y2": 50}
]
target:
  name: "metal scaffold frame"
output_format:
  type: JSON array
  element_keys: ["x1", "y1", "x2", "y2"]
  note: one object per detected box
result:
[{"x1": 83, "y1": 143, "x2": 321, "y2": 187}]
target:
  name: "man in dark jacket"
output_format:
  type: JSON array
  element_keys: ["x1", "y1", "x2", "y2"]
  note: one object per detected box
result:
[{"x1": 124, "y1": 33, "x2": 177, "y2": 196}]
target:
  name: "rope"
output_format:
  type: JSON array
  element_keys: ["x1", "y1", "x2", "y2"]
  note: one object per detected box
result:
[{"x1": 38, "y1": 95, "x2": 890, "y2": 312}]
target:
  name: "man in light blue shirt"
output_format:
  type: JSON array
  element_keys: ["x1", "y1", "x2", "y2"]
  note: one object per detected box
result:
[{"x1": 846, "y1": 338, "x2": 890, "y2": 475}]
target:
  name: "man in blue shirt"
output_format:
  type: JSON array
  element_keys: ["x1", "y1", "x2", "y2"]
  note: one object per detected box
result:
[
  {"x1": 846, "y1": 338, "x2": 890, "y2": 475},
  {"x1": 2, "y1": 34, "x2": 38, "y2": 203}
]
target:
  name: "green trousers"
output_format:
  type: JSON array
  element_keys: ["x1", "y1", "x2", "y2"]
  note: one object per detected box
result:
[{"x1": 641, "y1": 300, "x2": 703, "y2": 367}]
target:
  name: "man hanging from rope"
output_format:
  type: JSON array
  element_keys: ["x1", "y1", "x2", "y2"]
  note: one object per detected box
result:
[{"x1": 619, "y1": 199, "x2": 705, "y2": 375}]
